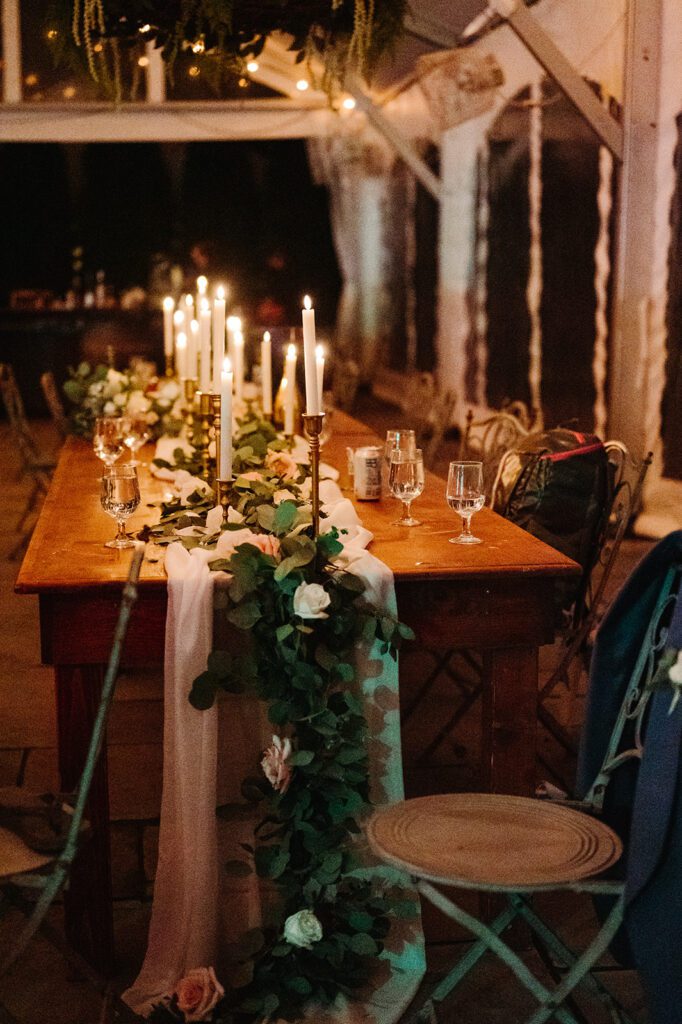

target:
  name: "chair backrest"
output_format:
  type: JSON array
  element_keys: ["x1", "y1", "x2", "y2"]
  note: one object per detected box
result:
[
  {"x1": 40, "y1": 371, "x2": 68, "y2": 437},
  {"x1": 459, "y1": 402, "x2": 540, "y2": 504},
  {"x1": 60, "y1": 544, "x2": 145, "y2": 867},
  {"x1": 0, "y1": 363, "x2": 42, "y2": 468},
  {"x1": 582, "y1": 562, "x2": 682, "y2": 813}
]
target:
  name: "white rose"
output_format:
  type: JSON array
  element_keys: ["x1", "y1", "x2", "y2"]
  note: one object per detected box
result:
[
  {"x1": 127, "y1": 390, "x2": 151, "y2": 416},
  {"x1": 283, "y1": 910, "x2": 323, "y2": 949},
  {"x1": 293, "y1": 582, "x2": 331, "y2": 620},
  {"x1": 160, "y1": 380, "x2": 180, "y2": 401},
  {"x1": 113, "y1": 392, "x2": 127, "y2": 408},
  {"x1": 103, "y1": 401, "x2": 117, "y2": 415}
]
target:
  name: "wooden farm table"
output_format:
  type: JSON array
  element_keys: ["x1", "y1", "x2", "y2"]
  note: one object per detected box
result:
[{"x1": 16, "y1": 411, "x2": 579, "y2": 972}]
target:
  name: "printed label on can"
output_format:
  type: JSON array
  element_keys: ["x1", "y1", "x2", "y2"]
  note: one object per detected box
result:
[{"x1": 353, "y1": 446, "x2": 382, "y2": 500}]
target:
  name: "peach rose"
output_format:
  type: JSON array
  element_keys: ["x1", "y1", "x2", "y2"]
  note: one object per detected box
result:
[
  {"x1": 266, "y1": 449, "x2": 299, "y2": 480},
  {"x1": 261, "y1": 735, "x2": 292, "y2": 794},
  {"x1": 241, "y1": 470, "x2": 264, "y2": 482},
  {"x1": 248, "y1": 534, "x2": 281, "y2": 558},
  {"x1": 174, "y1": 966, "x2": 224, "y2": 1022}
]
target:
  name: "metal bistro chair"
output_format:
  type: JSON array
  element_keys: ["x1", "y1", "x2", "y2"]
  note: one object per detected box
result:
[
  {"x1": 0, "y1": 364, "x2": 56, "y2": 559},
  {"x1": 40, "y1": 370, "x2": 68, "y2": 439},
  {"x1": 369, "y1": 558, "x2": 682, "y2": 1024},
  {"x1": 459, "y1": 400, "x2": 540, "y2": 504},
  {"x1": 0, "y1": 545, "x2": 145, "y2": 1024}
]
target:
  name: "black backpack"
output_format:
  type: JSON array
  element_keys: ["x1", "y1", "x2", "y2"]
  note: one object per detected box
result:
[{"x1": 494, "y1": 429, "x2": 613, "y2": 621}]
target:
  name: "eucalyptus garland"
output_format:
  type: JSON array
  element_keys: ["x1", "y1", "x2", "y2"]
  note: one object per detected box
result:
[
  {"x1": 145, "y1": 413, "x2": 418, "y2": 1023},
  {"x1": 53, "y1": 0, "x2": 407, "y2": 98}
]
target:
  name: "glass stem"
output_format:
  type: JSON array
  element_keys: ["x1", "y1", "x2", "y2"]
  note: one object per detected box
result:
[
  {"x1": 116, "y1": 518, "x2": 128, "y2": 543},
  {"x1": 461, "y1": 515, "x2": 472, "y2": 538},
  {"x1": 402, "y1": 501, "x2": 412, "y2": 523}
]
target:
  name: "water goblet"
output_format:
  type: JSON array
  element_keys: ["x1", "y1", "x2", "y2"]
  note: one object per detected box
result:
[
  {"x1": 100, "y1": 464, "x2": 141, "y2": 549},
  {"x1": 446, "y1": 461, "x2": 485, "y2": 545},
  {"x1": 93, "y1": 416, "x2": 126, "y2": 467},
  {"x1": 384, "y1": 429, "x2": 416, "y2": 496},
  {"x1": 389, "y1": 447, "x2": 424, "y2": 527},
  {"x1": 123, "y1": 415, "x2": 152, "y2": 467}
]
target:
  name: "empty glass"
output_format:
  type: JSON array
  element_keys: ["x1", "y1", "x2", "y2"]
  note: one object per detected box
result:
[
  {"x1": 123, "y1": 415, "x2": 152, "y2": 466},
  {"x1": 93, "y1": 416, "x2": 126, "y2": 467},
  {"x1": 389, "y1": 447, "x2": 424, "y2": 527},
  {"x1": 446, "y1": 461, "x2": 485, "y2": 545},
  {"x1": 100, "y1": 464, "x2": 141, "y2": 549}
]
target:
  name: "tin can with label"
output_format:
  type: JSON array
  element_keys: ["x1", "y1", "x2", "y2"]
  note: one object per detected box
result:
[{"x1": 353, "y1": 445, "x2": 382, "y2": 500}]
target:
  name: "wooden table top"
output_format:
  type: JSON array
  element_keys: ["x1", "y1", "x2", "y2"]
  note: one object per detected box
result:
[{"x1": 16, "y1": 411, "x2": 579, "y2": 594}]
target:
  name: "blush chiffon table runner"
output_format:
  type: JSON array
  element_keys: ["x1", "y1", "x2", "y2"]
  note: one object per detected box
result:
[{"x1": 123, "y1": 472, "x2": 426, "y2": 1020}]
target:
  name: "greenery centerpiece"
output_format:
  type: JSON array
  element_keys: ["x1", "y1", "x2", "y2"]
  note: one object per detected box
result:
[{"x1": 144, "y1": 412, "x2": 418, "y2": 1023}]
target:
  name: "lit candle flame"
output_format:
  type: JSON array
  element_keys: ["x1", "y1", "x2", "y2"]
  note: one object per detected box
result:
[
  {"x1": 184, "y1": 293, "x2": 194, "y2": 308},
  {"x1": 190, "y1": 319, "x2": 199, "y2": 334},
  {"x1": 176, "y1": 332, "x2": 187, "y2": 348},
  {"x1": 315, "y1": 344, "x2": 324, "y2": 358},
  {"x1": 173, "y1": 310, "x2": 184, "y2": 326},
  {"x1": 287, "y1": 344, "x2": 297, "y2": 358},
  {"x1": 223, "y1": 356, "x2": 232, "y2": 374},
  {"x1": 163, "y1": 296, "x2": 174, "y2": 311},
  {"x1": 216, "y1": 285, "x2": 225, "y2": 300},
  {"x1": 197, "y1": 276, "x2": 208, "y2": 293},
  {"x1": 235, "y1": 331, "x2": 244, "y2": 345},
  {"x1": 227, "y1": 315, "x2": 242, "y2": 331},
  {"x1": 304, "y1": 295, "x2": 312, "y2": 310},
  {"x1": 263, "y1": 330, "x2": 271, "y2": 342}
]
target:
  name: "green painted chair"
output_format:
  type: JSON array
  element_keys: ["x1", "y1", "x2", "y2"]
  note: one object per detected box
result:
[
  {"x1": 0, "y1": 545, "x2": 146, "y2": 1024},
  {"x1": 369, "y1": 560, "x2": 682, "y2": 1024}
]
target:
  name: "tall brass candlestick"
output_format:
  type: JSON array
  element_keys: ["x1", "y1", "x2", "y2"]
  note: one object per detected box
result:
[
  {"x1": 183, "y1": 378, "x2": 198, "y2": 438},
  {"x1": 165, "y1": 353, "x2": 175, "y2": 378},
  {"x1": 210, "y1": 394, "x2": 221, "y2": 488},
  {"x1": 215, "y1": 478, "x2": 232, "y2": 524},
  {"x1": 302, "y1": 412, "x2": 325, "y2": 538},
  {"x1": 198, "y1": 391, "x2": 213, "y2": 482}
]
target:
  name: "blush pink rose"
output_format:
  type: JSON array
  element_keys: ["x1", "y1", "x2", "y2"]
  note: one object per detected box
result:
[
  {"x1": 174, "y1": 966, "x2": 224, "y2": 1022},
  {"x1": 266, "y1": 449, "x2": 299, "y2": 480},
  {"x1": 261, "y1": 735, "x2": 292, "y2": 794},
  {"x1": 248, "y1": 534, "x2": 281, "y2": 558}
]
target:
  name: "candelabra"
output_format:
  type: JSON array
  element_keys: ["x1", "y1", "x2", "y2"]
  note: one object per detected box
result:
[
  {"x1": 183, "y1": 378, "x2": 198, "y2": 439},
  {"x1": 302, "y1": 413, "x2": 325, "y2": 538},
  {"x1": 197, "y1": 391, "x2": 213, "y2": 482}
]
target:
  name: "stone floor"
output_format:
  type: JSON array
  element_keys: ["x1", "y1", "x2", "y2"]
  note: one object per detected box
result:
[{"x1": 0, "y1": 407, "x2": 653, "y2": 1023}]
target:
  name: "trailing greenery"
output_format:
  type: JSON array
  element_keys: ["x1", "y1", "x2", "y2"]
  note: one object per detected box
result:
[
  {"x1": 51, "y1": 0, "x2": 408, "y2": 98},
  {"x1": 145, "y1": 412, "x2": 418, "y2": 1022}
]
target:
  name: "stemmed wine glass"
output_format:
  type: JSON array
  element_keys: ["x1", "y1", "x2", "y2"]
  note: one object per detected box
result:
[
  {"x1": 123, "y1": 415, "x2": 152, "y2": 467},
  {"x1": 93, "y1": 416, "x2": 126, "y2": 467},
  {"x1": 100, "y1": 464, "x2": 141, "y2": 549},
  {"x1": 389, "y1": 447, "x2": 424, "y2": 527},
  {"x1": 446, "y1": 461, "x2": 485, "y2": 545}
]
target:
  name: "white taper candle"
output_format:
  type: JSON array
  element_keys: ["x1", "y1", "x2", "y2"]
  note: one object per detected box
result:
[
  {"x1": 199, "y1": 298, "x2": 212, "y2": 392},
  {"x1": 261, "y1": 331, "x2": 272, "y2": 415},
  {"x1": 301, "y1": 295, "x2": 319, "y2": 415},
  {"x1": 162, "y1": 296, "x2": 174, "y2": 359},
  {"x1": 220, "y1": 356, "x2": 233, "y2": 480}
]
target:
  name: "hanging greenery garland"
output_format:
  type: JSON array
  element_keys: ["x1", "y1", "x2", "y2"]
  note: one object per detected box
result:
[{"x1": 52, "y1": 0, "x2": 407, "y2": 98}]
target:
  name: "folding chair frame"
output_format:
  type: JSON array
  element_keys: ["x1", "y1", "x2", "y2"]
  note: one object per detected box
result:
[{"x1": 0, "y1": 546, "x2": 146, "y2": 1023}]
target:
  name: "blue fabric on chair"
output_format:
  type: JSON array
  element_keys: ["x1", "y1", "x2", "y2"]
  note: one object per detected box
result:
[{"x1": 577, "y1": 530, "x2": 682, "y2": 1024}]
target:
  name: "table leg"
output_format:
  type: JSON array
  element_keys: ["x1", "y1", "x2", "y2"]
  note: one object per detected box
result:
[
  {"x1": 481, "y1": 646, "x2": 538, "y2": 796},
  {"x1": 55, "y1": 664, "x2": 114, "y2": 976}
]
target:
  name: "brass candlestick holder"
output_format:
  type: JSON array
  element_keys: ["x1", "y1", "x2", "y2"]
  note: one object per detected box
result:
[
  {"x1": 183, "y1": 378, "x2": 198, "y2": 437},
  {"x1": 214, "y1": 478, "x2": 233, "y2": 524},
  {"x1": 165, "y1": 353, "x2": 175, "y2": 377},
  {"x1": 197, "y1": 391, "x2": 213, "y2": 482},
  {"x1": 302, "y1": 412, "x2": 325, "y2": 538},
  {"x1": 210, "y1": 394, "x2": 222, "y2": 488}
]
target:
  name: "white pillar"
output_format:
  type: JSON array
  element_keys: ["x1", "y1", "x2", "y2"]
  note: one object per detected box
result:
[
  {"x1": 2, "y1": 0, "x2": 22, "y2": 104},
  {"x1": 609, "y1": 0, "x2": 682, "y2": 461},
  {"x1": 436, "y1": 117, "x2": 489, "y2": 419}
]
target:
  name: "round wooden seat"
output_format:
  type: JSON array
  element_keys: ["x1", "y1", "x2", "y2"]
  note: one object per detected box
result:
[
  {"x1": 367, "y1": 794, "x2": 623, "y2": 890},
  {"x1": 0, "y1": 826, "x2": 52, "y2": 880}
]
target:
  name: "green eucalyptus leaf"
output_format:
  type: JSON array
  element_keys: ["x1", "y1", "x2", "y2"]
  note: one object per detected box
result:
[
  {"x1": 189, "y1": 671, "x2": 219, "y2": 710},
  {"x1": 227, "y1": 600, "x2": 262, "y2": 629},
  {"x1": 273, "y1": 500, "x2": 298, "y2": 534},
  {"x1": 288, "y1": 749, "x2": 315, "y2": 766}
]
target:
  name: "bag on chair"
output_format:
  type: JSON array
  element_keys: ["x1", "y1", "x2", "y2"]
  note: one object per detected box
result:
[{"x1": 494, "y1": 429, "x2": 613, "y2": 619}]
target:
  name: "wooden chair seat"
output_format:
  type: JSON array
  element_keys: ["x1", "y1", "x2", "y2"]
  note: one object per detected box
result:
[
  {"x1": 0, "y1": 827, "x2": 52, "y2": 880},
  {"x1": 367, "y1": 793, "x2": 622, "y2": 890}
]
